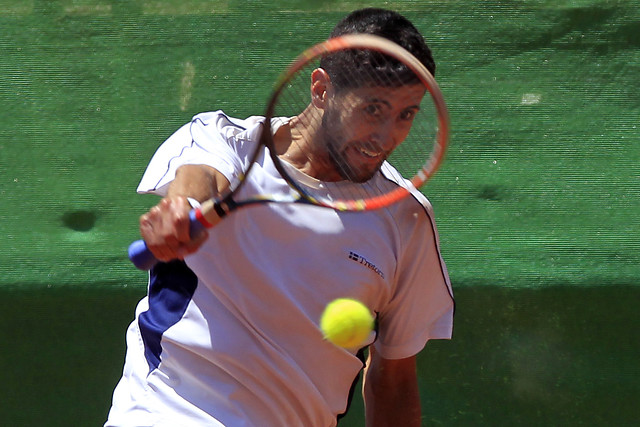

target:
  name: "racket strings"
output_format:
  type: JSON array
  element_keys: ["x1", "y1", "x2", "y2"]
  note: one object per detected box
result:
[{"x1": 271, "y1": 45, "x2": 438, "y2": 207}]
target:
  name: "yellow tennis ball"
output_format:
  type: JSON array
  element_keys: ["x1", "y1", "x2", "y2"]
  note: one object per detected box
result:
[{"x1": 320, "y1": 298, "x2": 374, "y2": 348}]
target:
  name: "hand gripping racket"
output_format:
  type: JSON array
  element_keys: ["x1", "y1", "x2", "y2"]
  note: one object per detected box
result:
[{"x1": 129, "y1": 34, "x2": 449, "y2": 270}]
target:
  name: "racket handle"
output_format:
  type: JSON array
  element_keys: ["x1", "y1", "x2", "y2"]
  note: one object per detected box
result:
[
  {"x1": 128, "y1": 240, "x2": 157, "y2": 271},
  {"x1": 128, "y1": 209, "x2": 210, "y2": 271}
]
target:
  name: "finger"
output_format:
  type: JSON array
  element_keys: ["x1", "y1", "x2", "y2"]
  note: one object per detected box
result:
[
  {"x1": 180, "y1": 230, "x2": 209, "y2": 257},
  {"x1": 170, "y1": 198, "x2": 194, "y2": 243}
]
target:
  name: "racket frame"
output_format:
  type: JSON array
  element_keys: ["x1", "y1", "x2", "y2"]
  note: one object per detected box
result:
[{"x1": 261, "y1": 33, "x2": 449, "y2": 211}]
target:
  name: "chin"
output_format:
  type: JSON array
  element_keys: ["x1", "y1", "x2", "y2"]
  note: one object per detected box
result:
[{"x1": 343, "y1": 168, "x2": 378, "y2": 183}]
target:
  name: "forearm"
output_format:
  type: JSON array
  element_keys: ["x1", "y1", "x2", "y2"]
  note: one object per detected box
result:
[
  {"x1": 167, "y1": 164, "x2": 229, "y2": 202},
  {"x1": 139, "y1": 164, "x2": 228, "y2": 261},
  {"x1": 363, "y1": 348, "x2": 421, "y2": 427}
]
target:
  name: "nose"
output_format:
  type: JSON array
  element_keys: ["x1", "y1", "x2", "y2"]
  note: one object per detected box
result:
[{"x1": 369, "y1": 120, "x2": 400, "y2": 152}]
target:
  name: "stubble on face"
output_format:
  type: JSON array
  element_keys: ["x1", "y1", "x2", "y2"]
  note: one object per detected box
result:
[{"x1": 318, "y1": 85, "x2": 424, "y2": 183}]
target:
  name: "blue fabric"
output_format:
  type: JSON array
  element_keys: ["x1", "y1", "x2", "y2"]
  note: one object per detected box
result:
[{"x1": 138, "y1": 260, "x2": 198, "y2": 372}]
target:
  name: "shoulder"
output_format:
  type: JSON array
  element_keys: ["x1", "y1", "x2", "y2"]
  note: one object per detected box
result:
[
  {"x1": 391, "y1": 193, "x2": 437, "y2": 254},
  {"x1": 186, "y1": 111, "x2": 267, "y2": 162},
  {"x1": 189, "y1": 110, "x2": 265, "y2": 139},
  {"x1": 136, "y1": 111, "x2": 265, "y2": 195},
  {"x1": 191, "y1": 110, "x2": 263, "y2": 129},
  {"x1": 373, "y1": 164, "x2": 435, "y2": 227},
  {"x1": 367, "y1": 169, "x2": 442, "y2": 262}
]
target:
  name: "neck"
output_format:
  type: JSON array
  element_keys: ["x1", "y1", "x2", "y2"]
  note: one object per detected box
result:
[{"x1": 275, "y1": 106, "x2": 341, "y2": 182}]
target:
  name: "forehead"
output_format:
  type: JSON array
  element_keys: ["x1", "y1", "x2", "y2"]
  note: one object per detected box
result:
[{"x1": 338, "y1": 83, "x2": 426, "y2": 108}]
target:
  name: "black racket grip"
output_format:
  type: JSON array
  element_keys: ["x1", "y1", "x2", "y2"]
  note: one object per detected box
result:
[{"x1": 128, "y1": 209, "x2": 208, "y2": 271}]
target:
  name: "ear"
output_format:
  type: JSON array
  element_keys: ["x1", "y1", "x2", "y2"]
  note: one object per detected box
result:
[{"x1": 310, "y1": 68, "x2": 332, "y2": 109}]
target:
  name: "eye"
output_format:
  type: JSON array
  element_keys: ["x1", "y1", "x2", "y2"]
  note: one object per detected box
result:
[
  {"x1": 364, "y1": 103, "x2": 383, "y2": 118},
  {"x1": 399, "y1": 108, "x2": 419, "y2": 121}
]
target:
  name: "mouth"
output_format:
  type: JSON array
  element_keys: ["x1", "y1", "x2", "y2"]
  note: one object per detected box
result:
[
  {"x1": 356, "y1": 143, "x2": 385, "y2": 160},
  {"x1": 359, "y1": 147, "x2": 380, "y2": 158},
  {"x1": 326, "y1": 138, "x2": 387, "y2": 182}
]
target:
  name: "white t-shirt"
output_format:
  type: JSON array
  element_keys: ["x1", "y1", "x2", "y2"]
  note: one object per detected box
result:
[{"x1": 106, "y1": 111, "x2": 454, "y2": 427}]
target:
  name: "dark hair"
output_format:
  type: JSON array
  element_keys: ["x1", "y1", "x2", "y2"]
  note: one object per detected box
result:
[{"x1": 319, "y1": 8, "x2": 436, "y2": 91}]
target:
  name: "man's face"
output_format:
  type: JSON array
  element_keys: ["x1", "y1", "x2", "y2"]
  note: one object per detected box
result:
[{"x1": 321, "y1": 84, "x2": 425, "y2": 183}]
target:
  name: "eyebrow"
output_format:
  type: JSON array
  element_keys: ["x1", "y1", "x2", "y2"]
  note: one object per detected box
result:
[{"x1": 366, "y1": 97, "x2": 421, "y2": 112}]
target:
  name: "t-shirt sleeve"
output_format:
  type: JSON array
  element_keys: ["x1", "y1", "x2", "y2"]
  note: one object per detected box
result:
[
  {"x1": 374, "y1": 200, "x2": 454, "y2": 360},
  {"x1": 136, "y1": 112, "x2": 251, "y2": 197}
]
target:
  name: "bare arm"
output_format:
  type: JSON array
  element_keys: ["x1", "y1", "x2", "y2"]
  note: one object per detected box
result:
[
  {"x1": 363, "y1": 346, "x2": 422, "y2": 427},
  {"x1": 139, "y1": 164, "x2": 230, "y2": 262},
  {"x1": 165, "y1": 164, "x2": 230, "y2": 201}
]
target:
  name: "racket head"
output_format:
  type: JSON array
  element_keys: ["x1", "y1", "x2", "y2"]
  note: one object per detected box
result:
[{"x1": 261, "y1": 33, "x2": 449, "y2": 211}]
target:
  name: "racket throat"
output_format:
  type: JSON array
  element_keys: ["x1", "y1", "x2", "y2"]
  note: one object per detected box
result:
[
  {"x1": 197, "y1": 197, "x2": 238, "y2": 228},
  {"x1": 213, "y1": 199, "x2": 235, "y2": 219}
]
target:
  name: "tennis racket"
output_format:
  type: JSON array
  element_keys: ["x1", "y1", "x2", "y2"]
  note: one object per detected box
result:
[{"x1": 129, "y1": 33, "x2": 449, "y2": 270}]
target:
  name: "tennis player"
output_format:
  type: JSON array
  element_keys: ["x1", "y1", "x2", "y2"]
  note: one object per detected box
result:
[{"x1": 106, "y1": 8, "x2": 454, "y2": 427}]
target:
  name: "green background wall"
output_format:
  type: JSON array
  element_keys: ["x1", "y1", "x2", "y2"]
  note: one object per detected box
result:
[{"x1": 1, "y1": 1, "x2": 638, "y2": 425}]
